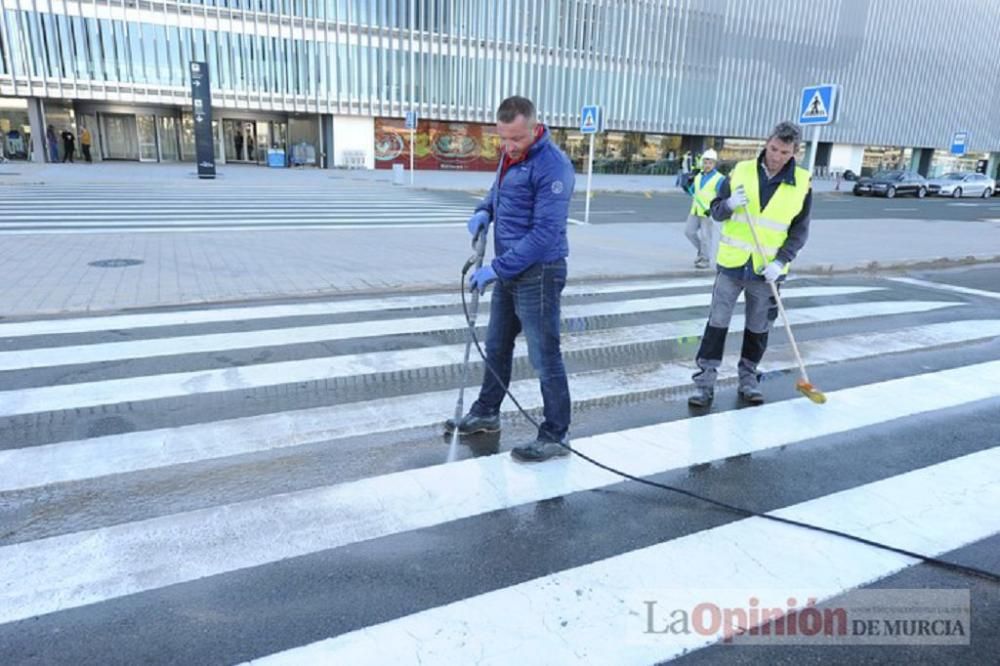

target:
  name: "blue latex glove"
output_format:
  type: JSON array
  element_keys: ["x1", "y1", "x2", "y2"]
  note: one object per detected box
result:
[
  {"x1": 468, "y1": 265, "x2": 498, "y2": 294},
  {"x1": 761, "y1": 260, "x2": 784, "y2": 283},
  {"x1": 467, "y1": 210, "x2": 490, "y2": 237}
]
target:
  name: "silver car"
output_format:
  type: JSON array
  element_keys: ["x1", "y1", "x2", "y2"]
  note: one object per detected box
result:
[{"x1": 926, "y1": 172, "x2": 995, "y2": 198}]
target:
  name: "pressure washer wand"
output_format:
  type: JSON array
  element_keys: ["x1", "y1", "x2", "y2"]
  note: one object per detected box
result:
[{"x1": 448, "y1": 227, "x2": 489, "y2": 460}]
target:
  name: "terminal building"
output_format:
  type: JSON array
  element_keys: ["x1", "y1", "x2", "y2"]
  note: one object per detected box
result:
[{"x1": 1, "y1": 0, "x2": 998, "y2": 180}]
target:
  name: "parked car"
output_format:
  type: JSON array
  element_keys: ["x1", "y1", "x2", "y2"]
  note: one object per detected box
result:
[
  {"x1": 926, "y1": 172, "x2": 995, "y2": 198},
  {"x1": 853, "y1": 170, "x2": 928, "y2": 198}
]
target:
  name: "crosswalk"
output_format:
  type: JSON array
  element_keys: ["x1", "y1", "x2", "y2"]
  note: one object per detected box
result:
[
  {"x1": 1, "y1": 274, "x2": 999, "y2": 663},
  {"x1": 0, "y1": 182, "x2": 471, "y2": 234}
]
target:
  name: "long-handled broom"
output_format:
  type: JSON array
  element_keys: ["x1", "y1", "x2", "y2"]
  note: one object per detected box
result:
[{"x1": 741, "y1": 206, "x2": 827, "y2": 404}]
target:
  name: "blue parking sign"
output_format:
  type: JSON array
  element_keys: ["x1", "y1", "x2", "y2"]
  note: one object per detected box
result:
[
  {"x1": 405, "y1": 111, "x2": 417, "y2": 130},
  {"x1": 950, "y1": 132, "x2": 968, "y2": 156},
  {"x1": 799, "y1": 85, "x2": 837, "y2": 125}
]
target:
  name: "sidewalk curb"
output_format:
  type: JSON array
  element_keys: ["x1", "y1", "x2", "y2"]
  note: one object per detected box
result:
[{"x1": 6, "y1": 256, "x2": 999, "y2": 321}]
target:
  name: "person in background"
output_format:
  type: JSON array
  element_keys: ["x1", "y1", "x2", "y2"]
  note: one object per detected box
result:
[
  {"x1": 61, "y1": 128, "x2": 76, "y2": 163},
  {"x1": 47, "y1": 124, "x2": 59, "y2": 162},
  {"x1": 683, "y1": 149, "x2": 725, "y2": 269},
  {"x1": 80, "y1": 124, "x2": 93, "y2": 163}
]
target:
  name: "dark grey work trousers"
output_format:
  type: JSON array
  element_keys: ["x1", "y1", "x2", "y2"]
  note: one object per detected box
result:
[{"x1": 692, "y1": 270, "x2": 779, "y2": 390}]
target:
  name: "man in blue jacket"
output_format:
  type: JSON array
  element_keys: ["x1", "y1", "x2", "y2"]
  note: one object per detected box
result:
[{"x1": 445, "y1": 96, "x2": 575, "y2": 463}]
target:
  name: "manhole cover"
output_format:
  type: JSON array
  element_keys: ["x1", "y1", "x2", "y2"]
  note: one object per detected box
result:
[{"x1": 88, "y1": 258, "x2": 145, "y2": 268}]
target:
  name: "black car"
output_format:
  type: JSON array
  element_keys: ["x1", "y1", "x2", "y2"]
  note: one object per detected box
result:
[{"x1": 853, "y1": 170, "x2": 928, "y2": 198}]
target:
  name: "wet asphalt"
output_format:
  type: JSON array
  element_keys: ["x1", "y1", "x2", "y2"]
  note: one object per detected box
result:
[{"x1": 1, "y1": 265, "x2": 999, "y2": 665}]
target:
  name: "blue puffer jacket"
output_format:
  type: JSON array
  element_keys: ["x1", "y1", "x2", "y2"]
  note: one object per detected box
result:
[{"x1": 475, "y1": 127, "x2": 575, "y2": 279}]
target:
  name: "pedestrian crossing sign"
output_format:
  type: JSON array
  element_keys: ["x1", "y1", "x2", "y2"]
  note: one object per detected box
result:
[
  {"x1": 580, "y1": 105, "x2": 602, "y2": 134},
  {"x1": 799, "y1": 84, "x2": 837, "y2": 125}
]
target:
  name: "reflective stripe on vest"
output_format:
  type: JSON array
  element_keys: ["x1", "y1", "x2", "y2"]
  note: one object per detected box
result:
[
  {"x1": 690, "y1": 171, "x2": 723, "y2": 216},
  {"x1": 716, "y1": 159, "x2": 810, "y2": 273}
]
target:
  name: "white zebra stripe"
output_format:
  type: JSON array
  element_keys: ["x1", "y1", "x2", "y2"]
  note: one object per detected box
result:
[
  {"x1": 0, "y1": 301, "x2": 956, "y2": 417},
  {"x1": 244, "y1": 447, "x2": 1000, "y2": 665},
  {"x1": 1, "y1": 361, "x2": 999, "y2": 626},
  {"x1": 0, "y1": 278, "x2": 719, "y2": 339},
  {"x1": 0, "y1": 287, "x2": 881, "y2": 371},
  {"x1": 2, "y1": 319, "x2": 996, "y2": 492}
]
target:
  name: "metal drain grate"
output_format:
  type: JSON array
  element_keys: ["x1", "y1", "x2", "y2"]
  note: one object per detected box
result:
[{"x1": 88, "y1": 258, "x2": 145, "y2": 268}]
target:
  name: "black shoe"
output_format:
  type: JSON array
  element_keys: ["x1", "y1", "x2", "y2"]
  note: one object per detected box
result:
[
  {"x1": 443, "y1": 412, "x2": 501, "y2": 436},
  {"x1": 738, "y1": 386, "x2": 765, "y2": 405},
  {"x1": 688, "y1": 387, "x2": 714, "y2": 408},
  {"x1": 510, "y1": 439, "x2": 571, "y2": 462}
]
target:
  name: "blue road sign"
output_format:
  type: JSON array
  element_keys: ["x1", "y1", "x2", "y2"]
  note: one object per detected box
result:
[
  {"x1": 405, "y1": 111, "x2": 417, "y2": 130},
  {"x1": 950, "y1": 131, "x2": 968, "y2": 156},
  {"x1": 799, "y1": 85, "x2": 837, "y2": 125},
  {"x1": 580, "y1": 105, "x2": 601, "y2": 134}
]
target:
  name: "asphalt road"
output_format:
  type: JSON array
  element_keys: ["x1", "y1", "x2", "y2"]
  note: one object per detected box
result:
[
  {"x1": 430, "y1": 189, "x2": 1000, "y2": 223},
  {"x1": 1, "y1": 264, "x2": 999, "y2": 664}
]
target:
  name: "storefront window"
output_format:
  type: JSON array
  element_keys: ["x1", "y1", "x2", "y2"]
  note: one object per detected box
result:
[
  {"x1": 375, "y1": 117, "x2": 499, "y2": 171},
  {"x1": 717, "y1": 138, "x2": 765, "y2": 168},
  {"x1": 928, "y1": 151, "x2": 988, "y2": 177},
  {"x1": 862, "y1": 146, "x2": 907, "y2": 176},
  {"x1": 0, "y1": 98, "x2": 32, "y2": 160},
  {"x1": 577, "y1": 131, "x2": 685, "y2": 175}
]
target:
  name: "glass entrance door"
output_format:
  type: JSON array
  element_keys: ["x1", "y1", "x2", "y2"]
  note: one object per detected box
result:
[
  {"x1": 158, "y1": 116, "x2": 180, "y2": 161},
  {"x1": 256, "y1": 120, "x2": 287, "y2": 166},
  {"x1": 137, "y1": 114, "x2": 158, "y2": 162},
  {"x1": 255, "y1": 121, "x2": 270, "y2": 165},
  {"x1": 100, "y1": 113, "x2": 139, "y2": 160},
  {"x1": 270, "y1": 121, "x2": 287, "y2": 155},
  {"x1": 224, "y1": 119, "x2": 257, "y2": 162}
]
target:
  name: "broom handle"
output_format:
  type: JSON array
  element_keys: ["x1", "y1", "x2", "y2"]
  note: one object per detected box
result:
[{"x1": 741, "y1": 205, "x2": 811, "y2": 385}]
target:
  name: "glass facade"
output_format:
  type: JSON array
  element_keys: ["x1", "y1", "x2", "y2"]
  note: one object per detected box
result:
[{"x1": 2, "y1": 1, "x2": 998, "y2": 154}]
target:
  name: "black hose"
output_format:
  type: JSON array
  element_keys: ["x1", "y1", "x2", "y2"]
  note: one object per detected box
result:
[{"x1": 458, "y1": 260, "x2": 1000, "y2": 585}]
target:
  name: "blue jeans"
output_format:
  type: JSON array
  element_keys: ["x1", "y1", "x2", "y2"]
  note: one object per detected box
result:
[{"x1": 471, "y1": 259, "x2": 571, "y2": 443}]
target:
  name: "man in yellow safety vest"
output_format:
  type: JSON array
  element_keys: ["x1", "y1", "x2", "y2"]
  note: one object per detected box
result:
[
  {"x1": 689, "y1": 122, "x2": 812, "y2": 407},
  {"x1": 683, "y1": 148, "x2": 725, "y2": 269}
]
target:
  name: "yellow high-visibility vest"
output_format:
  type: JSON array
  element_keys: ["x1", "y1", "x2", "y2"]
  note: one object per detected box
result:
[
  {"x1": 689, "y1": 170, "x2": 723, "y2": 217},
  {"x1": 716, "y1": 159, "x2": 810, "y2": 274}
]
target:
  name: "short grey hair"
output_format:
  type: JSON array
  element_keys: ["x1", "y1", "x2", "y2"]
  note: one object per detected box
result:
[
  {"x1": 497, "y1": 96, "x2": 536, "y2": 124},
  {"x1": 768, "y1": 121, "x2": 801, "y2": 147}
]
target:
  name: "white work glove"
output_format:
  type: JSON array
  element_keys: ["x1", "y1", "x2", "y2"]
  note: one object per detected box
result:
[
  {"x1": 762, "y1": 260, "x2": 784, "y2": 283},
  {"x1": 726, "y1": 185, "x2": 748, "y2": 211}
]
